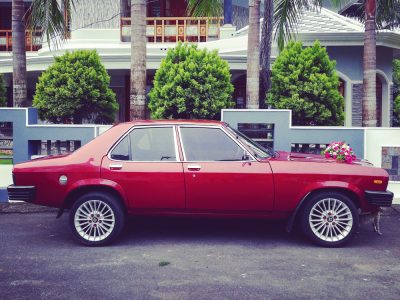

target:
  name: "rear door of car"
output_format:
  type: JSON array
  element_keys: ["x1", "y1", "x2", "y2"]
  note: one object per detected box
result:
[
  {"x1": 178, "y1": 125, "x2": 274, "y2": 212},
  {"x1": 101, "y1": 125, "x2": 185, "y2": 210}
]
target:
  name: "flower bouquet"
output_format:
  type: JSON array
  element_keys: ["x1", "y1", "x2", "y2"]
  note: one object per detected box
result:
[{"x1": 322, "y1": 141, "x2": 356, "y2": 164}]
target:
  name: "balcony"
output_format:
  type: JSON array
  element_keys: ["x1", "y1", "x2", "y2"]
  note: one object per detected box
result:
[
  {"x1": 121, "y1": 17, "x2": 223, "y2": 43},
  {"x1": 0, "y1": 30, "x2": 42, "y2": 51}
]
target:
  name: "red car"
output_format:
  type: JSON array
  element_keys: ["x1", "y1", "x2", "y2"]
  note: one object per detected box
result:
[{"x1": 8, "y1": 120, "x2": 393, "y2": 247}]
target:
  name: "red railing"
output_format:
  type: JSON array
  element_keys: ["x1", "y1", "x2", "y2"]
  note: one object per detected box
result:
[
  {"x1": 121, "y1": 17, "x2": 223, "y2": 43},
  {"x1": 0, "y1": 30, "x2": 42, "y2": 52}
]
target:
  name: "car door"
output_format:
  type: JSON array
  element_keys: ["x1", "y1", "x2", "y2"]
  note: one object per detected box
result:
[
  {"x1": 178, "y1": 125, "x2": 274, "y2": 212},
  {"x1": 101, "y1": 125, "x2": 185, "y2": 210}
]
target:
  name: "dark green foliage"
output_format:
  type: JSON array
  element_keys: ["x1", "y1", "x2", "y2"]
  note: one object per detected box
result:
[
  {"x1": 33, "y1": 50, "x2": 118, "y2": 124},
  {"x1": 393, "y1": 59, "x2": 400, "y2": 126},
  {"x1": 267, "y1": 41, "x2": 344, "y2": 126},
  {"x1": 0, "y1": 73, "x2": 6, "y2": 107},
  {"x1": 148, "y1": 42, "x2": 234, "y2": 120}
]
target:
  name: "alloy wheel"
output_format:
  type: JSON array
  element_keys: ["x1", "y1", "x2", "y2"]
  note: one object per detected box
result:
[
  {"x1": 308, "y1": 197, "x2": 353, "y2": 243},
  {"x1": 74, "y1": 199, "x2": 116, "y2": 242}
]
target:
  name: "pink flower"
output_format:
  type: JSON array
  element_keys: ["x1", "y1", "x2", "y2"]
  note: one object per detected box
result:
[{"x1": 325, "y1": 152, "x2": 331, "y2": 158}]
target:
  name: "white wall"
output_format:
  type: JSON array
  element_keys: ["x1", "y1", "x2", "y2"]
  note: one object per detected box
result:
[
  {"x1": 365, "y1": 128, "x2": 400, "y2": 203},
  {"x1": 0, "y1": 165, "x2": 13, "y2": 187}
]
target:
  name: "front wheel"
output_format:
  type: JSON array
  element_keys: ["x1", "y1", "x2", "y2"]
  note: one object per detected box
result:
[
  {"x1": 300, "y1": 191, "x2": 358, "y2": 247},
  {"x1": 69, "y1": 192, "x2": 125, "y2": 246}
]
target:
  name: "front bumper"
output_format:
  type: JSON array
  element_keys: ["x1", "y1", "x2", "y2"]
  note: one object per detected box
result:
[
  {"x1": 7, "y1": 185, "x2": 36, "y2": 203},
  {"x1": 365, "y1": 190, "x2": 393, "y2": 207}
]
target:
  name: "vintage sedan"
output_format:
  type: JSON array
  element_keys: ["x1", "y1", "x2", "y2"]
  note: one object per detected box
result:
[{"x1": 8, "y1": 120, "x2": 393, "y2": 247}]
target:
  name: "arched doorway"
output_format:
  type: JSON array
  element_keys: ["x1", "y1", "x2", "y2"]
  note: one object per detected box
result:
[
  {"x1": 376, "y1": 70, "x2": 390, "y2": 127},
  {"x1": 339, "y1": 78, "x2": 345, "y2": 98},
  {"x1": 336, "y1": 71, "x2": 352, "y2": 126}
]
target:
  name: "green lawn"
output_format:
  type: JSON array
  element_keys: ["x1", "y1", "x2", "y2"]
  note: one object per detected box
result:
[
  {"x1": 0, "y1": 159, "x2": 12, "y2": 165},
  {"x1": 0, "y1": 155, "x2": 13, "y2": 164}
]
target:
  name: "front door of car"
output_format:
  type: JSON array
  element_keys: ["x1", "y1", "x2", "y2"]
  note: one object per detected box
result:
[
  {"x1": 101, "y1": 126, "x2": 185, "y2": 210},
  {"x1": 178, "y1": 126, "x2": 274, "y2": 212}
]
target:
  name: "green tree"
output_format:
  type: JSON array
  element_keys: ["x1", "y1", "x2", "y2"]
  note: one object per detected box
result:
[
  {"x1": 33, "y1": 50, "x2": 118, "y2": 124},
  {"x1": 274, "y1": 0, "x2": 399, "y2": 126},
  {"x1": 393, "y1": 59, "x2": 400, "y2": 126},
  {"x1": 267, "y1": 41, "x2": 344, "y2": 126},
  {"x1": 148, "y1": 43, "x2": 234, "y2": 119},
  {"x1": 0, "y1": 73, "x2": 7, "y2": 107}
]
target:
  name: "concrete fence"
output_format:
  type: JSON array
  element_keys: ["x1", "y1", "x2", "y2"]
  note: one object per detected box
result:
[{"x1": 0, "y1": 108, "x2": 111, "y2": 202}]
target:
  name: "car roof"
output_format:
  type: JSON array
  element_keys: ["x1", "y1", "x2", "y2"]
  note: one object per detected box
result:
[{"x1": 116, "y1": 120, "x2": 227, "y2": 126}]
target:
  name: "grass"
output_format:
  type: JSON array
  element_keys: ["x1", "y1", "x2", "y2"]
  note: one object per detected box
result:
[
  {"x1": 0, "y1": 158, "x2": 12, "y2": 165},
  {"x1": 158, "y1": 261, "x2": 171, "y2": 267}
]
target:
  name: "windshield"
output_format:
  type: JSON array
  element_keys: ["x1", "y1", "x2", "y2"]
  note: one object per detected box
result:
[{"x1": 226, "y1": 125, "x2": 272, "y2": 159}]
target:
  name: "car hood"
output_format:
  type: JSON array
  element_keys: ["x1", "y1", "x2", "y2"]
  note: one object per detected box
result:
[{"x1": 274, "y1": 151, "x2": 374, "y2": 167}]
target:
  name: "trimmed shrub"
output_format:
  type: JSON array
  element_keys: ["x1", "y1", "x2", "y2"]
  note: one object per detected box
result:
[
  {"x1": 267, "y1": 41, "x2": 344, "y2": 126},
  {"x1": 33, "y1": 50, "x2": 118, "y2": 124},
  {"x1": 149, "y1": 42, "x2": 234, "y2": 119}
]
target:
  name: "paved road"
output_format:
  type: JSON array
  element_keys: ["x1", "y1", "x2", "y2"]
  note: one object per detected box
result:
[{"x1": 1, "y1": 207, "x2": 400, "y2": 300}]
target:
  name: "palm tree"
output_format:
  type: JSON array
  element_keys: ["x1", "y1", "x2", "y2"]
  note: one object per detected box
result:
[
  {"x1": 12, "y1": 0, "x2": 72, "y2": 107},
  {"x1": 274, "y1": 0, "x2": 398, "y2": 127},
  {"x1": 260, "y1": 0, "x2": 274, "y2": 106},
  {"x1": 187, "y1": 0, "x2": 223, "y2": 16},
  {"x1": 362, "y1": 0, "x2": 377, "y2": 126},
  {"x1": 12, "y1": 0, "x2": 27, "y2": 107},
  {"x1": 130, "y1": 0, "x2": 147, "y2": 120},
  {"x1": 246, "y1": 0, "x2": 261, "y2": 109}
]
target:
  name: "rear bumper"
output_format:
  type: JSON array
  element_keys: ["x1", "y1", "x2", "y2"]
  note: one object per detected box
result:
[
  {"x1": 7, "y1": 185, "x2": 36, "y2": 203},
  {"x1": 365, "y1": 190, "x2": 393, "y2": 207}
]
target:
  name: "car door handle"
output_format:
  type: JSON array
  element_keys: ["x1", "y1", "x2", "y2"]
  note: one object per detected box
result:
[
  {"x1": 187, "y1": 165, "x2": 201, "y2": 171},
  {"x1": 109, "y1": 164, "x2": 123, "y2": 170}
]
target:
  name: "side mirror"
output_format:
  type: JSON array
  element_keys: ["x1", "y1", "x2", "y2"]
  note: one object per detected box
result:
[{"x1": 242, "y1": 151, "x2": 251, "y2": 161}]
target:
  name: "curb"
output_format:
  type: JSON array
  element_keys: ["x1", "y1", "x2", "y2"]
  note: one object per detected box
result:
[{"x1": 0, "y1": 202, "x2": 58, "y2": 214}]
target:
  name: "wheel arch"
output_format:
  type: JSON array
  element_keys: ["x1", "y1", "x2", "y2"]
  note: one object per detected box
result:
[
  {"x1": 286, "y1": 187, "x2": 360, "y2": 232},
  {"x1": 63, "y1": 184, "x2": 128, "y2": 213}
]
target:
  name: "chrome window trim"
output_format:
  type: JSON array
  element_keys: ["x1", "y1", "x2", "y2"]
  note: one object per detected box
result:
[
  {"x1": 177, "y1": 125, "x2": 256, "y2": 162},
  {"x1": 108, "y1": 125, "x2": 180, "y2": 163}
]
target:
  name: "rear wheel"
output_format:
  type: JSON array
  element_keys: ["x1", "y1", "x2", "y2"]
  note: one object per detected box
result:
[
  {"x1": 69, "y1": 192, "x2": 125, "y2": 246},
  {"x1": 300, "y1": 191, "x2": 358, "y2": 247}
]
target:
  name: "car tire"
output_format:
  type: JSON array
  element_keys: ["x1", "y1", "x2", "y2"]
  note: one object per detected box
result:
[
  {"x1": 69, "y1": 192, "x2": 125, "y2": 246},
  {"x1": 300, "y1": 191, "x2": 358, "y2": 247}
]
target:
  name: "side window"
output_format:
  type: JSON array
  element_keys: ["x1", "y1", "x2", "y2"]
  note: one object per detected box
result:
[
  {"x1": 129, "y1": 127, "x2": 176, "y2": 161},
  {"x1": 110, "y1": 135, "x2": 130, "y2": 160},
  {"x1": 180, "y1": 127, "x2": 245, "y2": 161}
]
